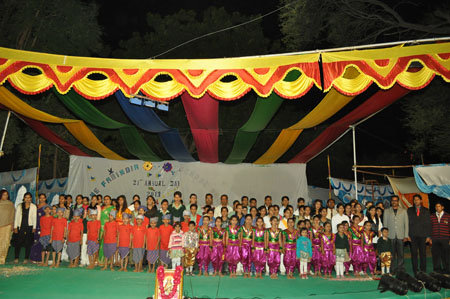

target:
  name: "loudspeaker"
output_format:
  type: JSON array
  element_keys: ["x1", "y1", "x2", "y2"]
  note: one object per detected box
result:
[
  {"x1": 415, "y1": 271, "x2": 441, "y2": 292},
  {"x1": 396, "y1": 270, "x2": 423, "y2": 292},
  {"x1": 378, "y1": 274, "x2": 408, "y2": 295},
  {"x1": 430, "y1": 271, "x2": 450, "y2": 289}
]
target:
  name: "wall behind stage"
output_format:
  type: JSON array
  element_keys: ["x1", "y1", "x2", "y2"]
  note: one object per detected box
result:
[{"x1": 66, "y1": 156, "x2": 308, "y2": 206}]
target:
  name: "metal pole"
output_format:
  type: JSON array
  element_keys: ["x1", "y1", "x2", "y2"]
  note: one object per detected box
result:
[
  {"x1": 0, "y1": 111, "x2": 11, "y2": 153},
  {"x1": 351, "y1": 125, "x2": 358, "y2": 200}
]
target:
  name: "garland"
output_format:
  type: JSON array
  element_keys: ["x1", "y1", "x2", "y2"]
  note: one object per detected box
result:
[{"x1": 157, "y1": 266, "x2": 183, "y2": 299}]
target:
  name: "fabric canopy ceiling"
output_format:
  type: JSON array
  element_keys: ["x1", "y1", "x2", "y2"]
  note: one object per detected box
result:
[{"x1": 0, "y1": 42, "x2": 449, "y2": 164}]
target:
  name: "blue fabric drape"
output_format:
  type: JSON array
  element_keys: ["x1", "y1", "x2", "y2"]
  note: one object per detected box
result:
[
  {"x1": 413, "y1": 165, "x2": 450, "y2": 199},
  {"x1": 115, "y1": 91, "x2": 195, "y2": 162}
]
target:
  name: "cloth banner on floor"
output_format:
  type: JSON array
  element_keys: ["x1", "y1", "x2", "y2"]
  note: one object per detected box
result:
[
  {"x1": 329, "y1": 177, "x2": 393, "y2": 207},
  {"x1": 414, "y1": 164, "x2": 450, "y2": 199},
  {"x1": 0, "y1": 167, "x2": 37, "y2": 205},
  {"x1": 38, "y1": 178, "x2": 68, "y2": 206},
  {"x1": 66, "y1": 156, "x2": 308, "y2": 205}
]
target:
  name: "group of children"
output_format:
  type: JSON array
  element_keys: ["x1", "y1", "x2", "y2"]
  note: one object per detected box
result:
[{"x1": 37, "y1": 204, "x2": 393, "y2": 279}]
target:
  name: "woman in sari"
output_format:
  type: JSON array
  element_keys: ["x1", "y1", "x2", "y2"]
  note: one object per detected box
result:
[
  {"x1": 98, "y1": 195, "x2": 114, "y2": 265},
  {"x1": 0, "y1": 190, "x2": 15, "y2": 264},
  {"x1": 30, "y1": 193, "x2": 48, "y2": 262}
]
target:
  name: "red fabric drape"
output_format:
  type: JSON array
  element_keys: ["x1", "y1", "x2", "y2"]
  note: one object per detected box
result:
[
  {"x1": 181, "y1": 92, "x2": 219, "y2": 163},
  {"x1": 18, "y1": 114, "x2": 89, "y2": 156},
  {"x1": 289, "y1": 84, "x2": 410, "y2": 163}
]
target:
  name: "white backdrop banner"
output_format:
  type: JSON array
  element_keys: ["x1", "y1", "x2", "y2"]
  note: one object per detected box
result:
[{"x1": 66, "y1": 156, "x2": 308, "y2": 205}]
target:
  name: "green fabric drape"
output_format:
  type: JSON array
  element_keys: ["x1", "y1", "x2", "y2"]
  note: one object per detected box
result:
[
  {"x1": 224, "y1": 70, "x2": 301, "y2": 164},
  {"x1": 54, "y1": 89, "x2": 162, "y2": 161}
]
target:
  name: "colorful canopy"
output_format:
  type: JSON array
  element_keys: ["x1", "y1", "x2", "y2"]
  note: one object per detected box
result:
[{"x1": 0, "y1": 42, "x2": 449, "y2": 163}]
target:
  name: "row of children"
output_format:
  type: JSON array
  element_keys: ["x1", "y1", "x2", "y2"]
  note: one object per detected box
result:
[{"x1": 37, "y1": 203, "x2": 393, "y2": 279}]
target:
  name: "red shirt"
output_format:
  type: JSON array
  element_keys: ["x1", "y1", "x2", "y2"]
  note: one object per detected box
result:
[
  {"x1": 68, "y1": 219, "x2": 83, "y2": 242},
  {"x1": 146, "y1": 227, "x2": 161, "y2": 250},
  {"x1": 132, "y1": 225, "x2": 146, "y2": 248},
  {"x1": 40, "y1": 215, "x2": 53, "y2": 237},
  {"x1": 51, "y1": 217, "x2": 67, "y2": 241},
  {"x1": 118, "y1": 223, "x2": 132, "y2": 247},
  {"x1": 159, "y1": 224, "x2": 174, "y2": 250},
  {"x1": 104, "y1": 221, "x2": 119, "y2": 244},
  {"x1": 191, "y1": 214, "x2": 202, "y2": 226},
  {"x1": 87, "y1": 220, "x2": 101, "y2": 241},
  {"x1": 181, "y1": 221, "x2": 189, "y2": 233},
  {"x1": 134, "y1": 217, "x2": 149, "y2": 228}
]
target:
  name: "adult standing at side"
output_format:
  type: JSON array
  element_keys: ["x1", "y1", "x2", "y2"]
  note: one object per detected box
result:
[
  {"x1": 430, "y1": 201, "x2": 450, "y2": 274},
  {"x1": 383, "y1": 195, "x2": 409, "y2": 274},
  {"x1": 0, "y1": 190, "x2": 15, "y2": 264},
  {"x1": 13, "y1": 192, "x2": 37, "y2": 264},
  {"x1": 407, "y1": 194, "x2": 432, "y2": 275}
]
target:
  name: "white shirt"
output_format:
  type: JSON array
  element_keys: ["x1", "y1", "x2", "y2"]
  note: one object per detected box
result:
[
  {"x1": 14, "y1": 203, "x2": 37, "y2": 229},
  {"x1": 326, "y1": 208, "x2": 337, "y2": 219},
  {"x1": 437, "y1": 211, "x2": 444, "y2": 222},
  {"x1": 214, "y1": 205, "x2": 233, "y2": 218},
  {"x1": 279, "y1": 218, "x2": 289, "y2": 230},
  {"x1": 331, "y1": 213, "x2": 350, "y2": 234},
  {"x1": 279, "y1": 205, "x2": 289, "y2": 216},
  {"x1": 263, "y1": 215, "x2": 272, "y2": 229}
]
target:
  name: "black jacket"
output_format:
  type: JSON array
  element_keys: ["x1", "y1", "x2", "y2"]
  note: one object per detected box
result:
[{"x1": 407, "y1": 206, "x2": 432, "y2": 238}]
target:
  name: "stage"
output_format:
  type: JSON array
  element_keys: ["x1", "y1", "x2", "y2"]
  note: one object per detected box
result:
[{"x1": 0, "y1": 249, "x2": 448, "y2": 299}]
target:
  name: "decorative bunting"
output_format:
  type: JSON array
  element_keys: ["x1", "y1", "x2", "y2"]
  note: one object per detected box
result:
[
  {"x1": 321, "y1": 43, "x2": 450, "y2": 95},
  {"x1": 225, "y1": 70, "x2": 301, "y2": 164},
  {"x1": 0, "y1": 47, "x2": 321, "y2": 100},
  {"x1": 0, "y1": 86, "x2": 124, "y2": 160},
  {"x1": 115, "y1": 91, "x2": 195, "y2": 162},
  {"x1": 54, "y1": 90, "x2": 162, "y2": 161},
  {"x1": 288, "y1": 84, "x2": 410, "y2": 163},
  {"x1": 181, "y1": 92, "x2": 218, "y2": 163},
  {"x1": 253, "y1": 68, "x2": 359, "y2": 164}
]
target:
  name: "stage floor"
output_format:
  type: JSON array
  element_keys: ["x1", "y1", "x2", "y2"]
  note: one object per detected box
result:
[{"x1": 0, "y1": 249, "x2": 448, "y2": 299}]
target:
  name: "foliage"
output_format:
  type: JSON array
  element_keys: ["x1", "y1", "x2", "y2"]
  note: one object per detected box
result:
[
  {"x1": 0, "y1": 0, "x2": 105, "y2": 178},
  {"x1": 114, "y1": 7, "x2": 270, "y2": 59},
  {"x1": 0, "y1": 0, "x2": 103, "y2": 55},
  {"x1": 280, "y1": 0, "x2": 450, "y2": 51},
  {"x1": 402, "y1": 79, "x2": 450, "y2": 161}
]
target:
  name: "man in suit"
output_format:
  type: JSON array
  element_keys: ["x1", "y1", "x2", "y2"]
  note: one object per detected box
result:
[
  {"x1": 407, "y1": 194, "x2": 432, "y2": 275},
  {"x1": 383, "y1": 195, "x2": 409, "y2": 274}
]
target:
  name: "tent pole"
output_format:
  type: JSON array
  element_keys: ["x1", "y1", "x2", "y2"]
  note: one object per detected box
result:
[
  {"x1": 0, "y1": 111, "x2": 11, "y2": 153},
  {"x1": 351, "y1": 125, "x2": 358, "y2": 200}
]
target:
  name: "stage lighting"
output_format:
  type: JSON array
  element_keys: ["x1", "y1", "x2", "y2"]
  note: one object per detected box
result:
[
  {"x1": 129, "y1": 97, "x2": 142, "y2": 105},
  {"x1": 430, "y1": 271, "x2": 450, "y2": 289},
  {"x1": 415, "y1": 271, "x2": 441, "y2": 292},
  {"x1": 157, "y1": 102, "x2": 169, "y2": 111},
  {"x1": 130, "y1": 94, "x2": 169, "y2": 111},
  {"x1": 378, "y1": 274, "x2": 408, "y2": 295},
  {"x1": 143, "y1": 100, "x2": 156, "y2": 108},
  {"x1": 396, "y1": 270, "x2": 423, "y2": 292}
]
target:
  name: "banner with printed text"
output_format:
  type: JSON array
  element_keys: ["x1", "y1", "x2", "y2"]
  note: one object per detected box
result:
[{"x1": 66, "y1": 156, "x2": 309, "y2": 205}]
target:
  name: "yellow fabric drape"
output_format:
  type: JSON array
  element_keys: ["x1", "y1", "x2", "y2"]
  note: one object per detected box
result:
[
  {"x1": 254, "y1": 68, "x2": 359, "y2": 164},
  {"x1": 0, "y1": 47, "x2": 321, "y2": 100},
  {"x1": 0, "y1": 87, "x2": 124, "y2": 160},
  {"x1": 322, "y1": 42, "x2": 450, "y2": 95}
]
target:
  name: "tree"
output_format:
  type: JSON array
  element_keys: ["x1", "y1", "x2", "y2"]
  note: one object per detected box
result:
[
  {"x1": 278, "y1": 0, "x2": 450, "y2": 184},
  {"x1": 114, "y1": 7, "x2": 273, "y2": 159},
  {"x1": 402, "y1": 79, "x2": 450, "y2": 161},
  {"x1": 0, "y1": 0, "x2": 105, "y2": 179},
  {"x1": 279, "y1": 0, "x2": 450, "y2": 51},
  {"x1": 113, "y1": 7, "x2": 270, "y2": 59}
]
